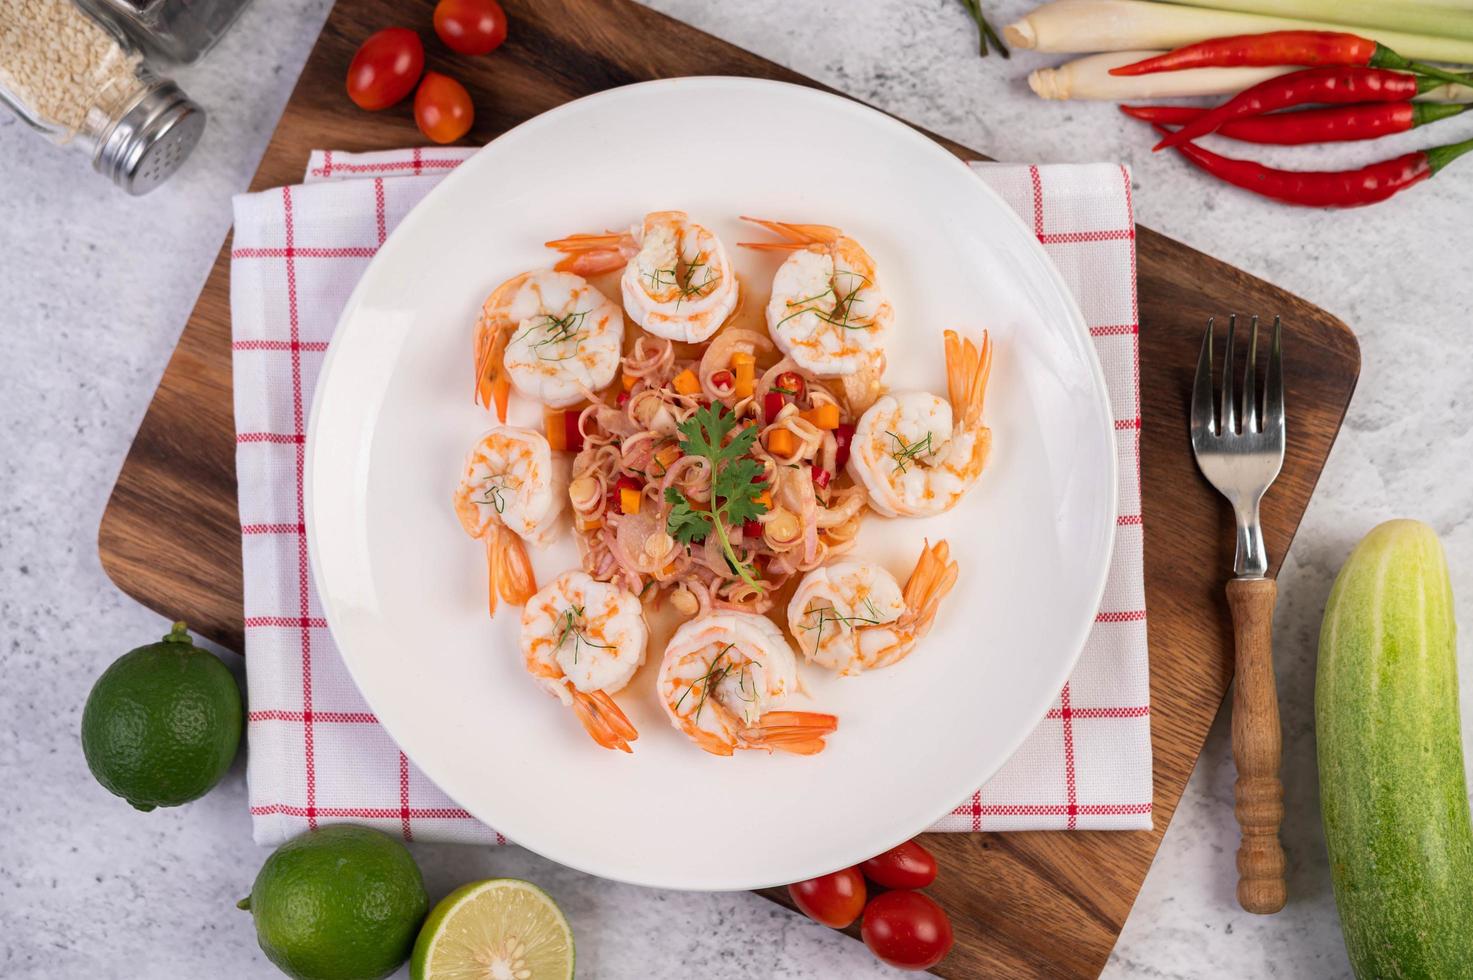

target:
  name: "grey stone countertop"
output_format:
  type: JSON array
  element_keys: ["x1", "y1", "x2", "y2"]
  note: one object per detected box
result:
[{"x1": 2, "y1": 0, "x2": 1470, "y2": 977}]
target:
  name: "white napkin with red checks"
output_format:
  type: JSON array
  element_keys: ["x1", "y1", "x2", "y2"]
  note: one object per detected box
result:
[{"x1": 232, "y1": 147, "x2": 1152, "y2": 847}]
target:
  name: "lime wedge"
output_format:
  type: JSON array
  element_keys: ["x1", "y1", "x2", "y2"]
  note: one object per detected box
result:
[{"x1": 411, "y1": 878, "x2": 574, "y2": 980}]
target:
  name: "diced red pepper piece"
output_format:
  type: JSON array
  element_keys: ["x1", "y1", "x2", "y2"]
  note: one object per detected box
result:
[
  {"x1": 711, "y1": 369, "x2": 735, "y2": 390},
  {"x1": 811, "y1": 467, "x2": 831, "y2": 491},
  {"x1": 608, "y1": 475, "x2": 642, "y2": 512},
  {"x1": 743, "y1": 520, "x2": 763, "y2": 539},
  {"x1": 833, "y1": 423, "x2": 856, "y2": 471},
  {"x1": 564, "y1": 408, "x2": 584, "y2": 454},
  {"x1": 764, "y1": 390, "x2": 786, "y2": 423},
  {"x1": 616, "y1": 389, "x2": 630, "y2": 408}
]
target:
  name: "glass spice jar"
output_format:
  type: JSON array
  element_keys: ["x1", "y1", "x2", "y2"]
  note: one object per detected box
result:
[
  {"x1": 0, "y1": 0, "x2": 205, "y2": 194},
  {"x1": 81, "y1": 0, "x2": 256, "y2": 65}
]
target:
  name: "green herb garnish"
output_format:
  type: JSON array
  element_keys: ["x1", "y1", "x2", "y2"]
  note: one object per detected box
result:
[
  {"x1": 800, "y1": 597, "x2": 884, "y2": 649},
  {"x1": 663, "y1": 404, "x2": 770, "y2": 591},
  {"x1": 553, "y1": 604, "x2": 614, "y2": 664},
  {"x1": 479, "y1": 480, "x2": 508, "y2": 514},
  {"x1": 886, "y1": 431, "x2": 934, "y2": 474},
  {"x1": 510, "y1": 309, "x2": 591, "y2": 362}
]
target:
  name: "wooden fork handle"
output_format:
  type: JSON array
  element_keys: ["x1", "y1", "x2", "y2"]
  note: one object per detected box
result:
[{"x1": 1227, "y1": 576, "x2": 1287, "y2": 914}]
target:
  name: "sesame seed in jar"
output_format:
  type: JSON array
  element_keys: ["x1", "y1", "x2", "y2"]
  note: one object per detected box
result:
[{"x1": 0, "y1": 0, "x2": 146, "y2": 142}]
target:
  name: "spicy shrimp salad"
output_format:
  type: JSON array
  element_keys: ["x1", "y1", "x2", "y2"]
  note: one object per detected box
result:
[{"x1": 455, "y1": 211, "x2": 994, "y2": 756}]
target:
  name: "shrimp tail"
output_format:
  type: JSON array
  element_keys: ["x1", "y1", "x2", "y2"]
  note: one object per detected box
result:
[
  {"x1": 740, "y1": 710, "x2": 838, "y2": 756},
  {"x1": 570, "y1": 688, "x2": 638, "y2": 753},
  {"x1": 737, "y1": 217, "x2": 842, "y2": 250},
  {"x1": 944, "y1": 329, "x2": 992, "y2": 427},
  {"x1": 545, "y1": 231, "x2": 636, "y2": 275},
  {"x1": 689, "y1": 727, "x2": 736, "y2": 757},
  {"x1": 490, "y1": 525, "x2": 537, "y2": 608},
  {"x1": 473, "y1": 312, "x2": 512, "y2": 422},
  {"x1": 900, "y1": 539, "x2": 959, "y2": 641}
]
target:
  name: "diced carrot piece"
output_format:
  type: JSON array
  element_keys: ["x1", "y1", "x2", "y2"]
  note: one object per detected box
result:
[
  {"x1": 545, "y1": 410, "x2": 567, "y2": 452},
  {"x1": 753, "y1": 489, "x2": 773, "y2": 511},
  {"x1": 654, "y1": 443, "x2": 682, "y2": 474},
  {"x1": 799, "y1": 404, "x2": 841, "y2": 430},
  {"x1": 672, "y1": 369, "x2": 701, "y2": 395},
  {"x1": 732, "y1": 351, "x2": 756, "y2": 398},
  {"x1": 620, "y1": 487, "x2": 642, "y2": 515},
  {"x1": 622, "y1": 372, "x2": 638, "y2": 391},
  {"x1": 767, "y1": 428, "x2": 798, "y2": 457}
]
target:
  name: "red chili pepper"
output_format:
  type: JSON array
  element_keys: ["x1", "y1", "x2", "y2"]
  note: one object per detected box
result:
[
  {"x1": 1112, "y1": 31, "x2": 1470, "y2": 89},
  {"x1": 773, "y1": 371, "x2": 806, "y2": 399},
  {"x1": 711, "y1": 369, "x2": 735, "y2": 390},
  {"x1": 1152, "y1": 123, "x2": 1473, "y2": 207},
  {"x1": 763, "y1": 390, "x2": 786, "y2": 423},
  {"x1": 812, "y1": 467, "x2": 832, "y2": 491},
  {"x1": 832, "y1": 423, "x2": 856, "y2": 471},
  {"x1": 1122, "y1": 102, "x2": 1466, "y2": 146},
  {"x1": 1155, "y1": 67, "x2": 1453, "y2": 151},
  {"x1": 616, "y1": 389, "x2": 630, "y2": 407},
  {"x1": 563, "y1": 408, "x2": 584, "y2": 454},
  {"x1": 743, "y1": 519, "x2": 764, "y2": 539}
]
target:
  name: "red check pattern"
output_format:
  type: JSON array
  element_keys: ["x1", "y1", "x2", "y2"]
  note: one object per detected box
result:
[
  {"x1": 232, "y1": 149, "x2": 1150, "y2": 846},
  {"x1": 931, "y1": 163, "x2": 1151, "y2": 832}
]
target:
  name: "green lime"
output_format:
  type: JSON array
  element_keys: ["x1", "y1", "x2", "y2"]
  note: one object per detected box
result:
[
  {"x1": 80, "y1": 621, "x2": 243, "y2": 811},
  {"x1": 241, "y1": 824, "x2": 429, "y2": 980},
  {"x1": 411, "y1": 878, "x2": 574, "y2": 980}
]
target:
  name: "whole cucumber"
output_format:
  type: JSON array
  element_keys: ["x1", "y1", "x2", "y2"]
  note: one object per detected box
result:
[{"x1": 1317, "y1": 519, "x2": 1473, "y2": 979}]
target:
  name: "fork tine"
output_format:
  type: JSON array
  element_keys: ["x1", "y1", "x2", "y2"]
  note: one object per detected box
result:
[
  {"x1": 1266, "y1": 315, "x2": 1285, "y2": 433},
  {"x1": 1220, "y1": 315, "x2": 1237, "y2": 436},
  {"x1": 1242, "y1": 316, "x2": 1260, "y2": 434},
  {"x1": 1192, "y1": 317, "x2": 1216, "y2": 437}
]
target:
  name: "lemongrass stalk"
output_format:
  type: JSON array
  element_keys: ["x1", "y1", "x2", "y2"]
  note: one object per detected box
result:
[
  {"x1": 1006, "y1": 0, "x2": 1473, "y2": 64},
  {"x1": 1028, "y1": 49, "x2": 1473, "y2": 100},
  {"x1": 1028, "y1": 50, "x2": 1294, "y2": 99},
  {"x1": 1162, "y1": 0, "x2": 1473, "y2": 41}
]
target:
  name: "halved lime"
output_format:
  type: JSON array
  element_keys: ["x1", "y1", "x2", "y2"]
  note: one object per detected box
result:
[{"x1": 411, "y1": 878, "x2": 574, "y2": 980}]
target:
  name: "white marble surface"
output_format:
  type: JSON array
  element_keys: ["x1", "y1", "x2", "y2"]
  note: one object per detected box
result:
[{"x1": 2, "y1": 0, "x2": 1471, "y2": 977}]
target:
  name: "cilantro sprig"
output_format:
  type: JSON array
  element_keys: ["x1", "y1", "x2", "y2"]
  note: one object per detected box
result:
[{"x1": 663, "y1": 404, "x2": 771, "y2": 590}]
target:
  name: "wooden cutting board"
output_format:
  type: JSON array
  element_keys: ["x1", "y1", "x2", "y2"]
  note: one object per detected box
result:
[{"x1": 97, "y1": 0, "x2": 1360, "y2": 975}]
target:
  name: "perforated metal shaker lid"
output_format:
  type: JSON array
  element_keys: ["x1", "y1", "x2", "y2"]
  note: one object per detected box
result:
[{"x1": 93, "y1": 80, "x2": 205, "y2": 195}]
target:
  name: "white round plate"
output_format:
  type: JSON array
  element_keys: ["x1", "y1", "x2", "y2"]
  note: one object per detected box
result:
[{"x1": 308, "y1": 77, "x2": 1116, "y2": 891}]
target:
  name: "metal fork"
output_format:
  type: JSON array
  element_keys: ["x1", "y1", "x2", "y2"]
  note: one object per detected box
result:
[{"x1": 1190, "y1": 315, "x2": 1287, "y2": 916}]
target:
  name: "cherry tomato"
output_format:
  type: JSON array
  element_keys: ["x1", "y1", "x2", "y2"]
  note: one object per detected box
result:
[
  {"x1": 789, "y1": 868, "x2": 866, "y2": 929},
  {"x1": 414, "y1": 71, "x2": 474, "y2": 144},
  {"x1": 433, "y1": 0, "x2": 508, "y2": 56},
  {"x1": 859, "y1": 840, "x2": 938, "y2": 890},
  {"x1": 346, "y1": 28, "x2": 424, "y2": 111},
  {"x1": 860, "y1": 891, "x2": 954, "y2": 971}
]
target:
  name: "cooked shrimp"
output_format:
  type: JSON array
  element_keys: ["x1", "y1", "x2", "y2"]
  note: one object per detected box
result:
[
  {"x1": 847, "y1": 330, "x2": 993, "y2": 518},
  {"x1": 473, "y1": 269, "x2": 623, "y2": 421},
  {"x1": 788, "y1": 541, "x2": 958, "y2": 675},
  {"x1": 658, "y1": 611, "x2": 837, "y2": 757},
  {"x1": 740, "y1": 218, "x2": 892, "y2": 378},
  {"x1": 545, "y1": 211, "x2": 739, "y2": 343},
  {"x1": 453, "y1": 426, "x2": 570, "y2": 615},
  {"x1": 521, "y1": 571, "x2": 648, "y2": 753}
]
